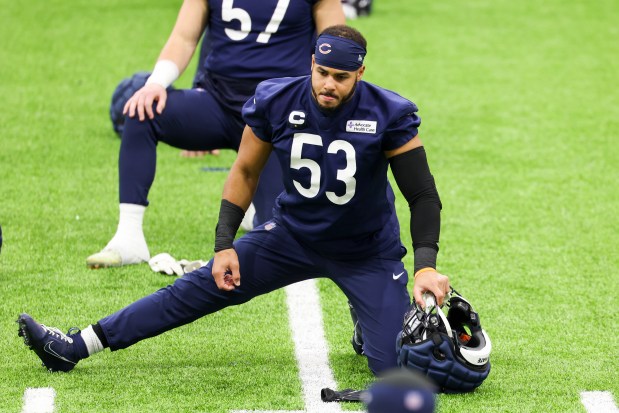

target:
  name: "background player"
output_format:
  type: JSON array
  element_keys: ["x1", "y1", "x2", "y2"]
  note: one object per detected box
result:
[
  {"x1": 87, "y1": 0, "x2": 345, "y2": 269},
  {"x1": 363, "y1": 369, "x2": 436, "y2": 413},
  {"x1": 19, "y1": 25, "x2": 449, "y2": 378},
  {"x1": 341, "y1": 0, "x2": 373, "y2": 19}
]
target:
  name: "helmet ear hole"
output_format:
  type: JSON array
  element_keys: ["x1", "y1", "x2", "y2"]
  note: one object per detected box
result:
[
  {"x1": 432, "y1": 347, "x2": 446, "y2": 361},
  {"x1": 456, "y1": 325, "x2": 473, "y2": 345}
]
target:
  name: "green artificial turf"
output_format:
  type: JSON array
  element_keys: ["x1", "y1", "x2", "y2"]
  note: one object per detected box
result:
[{"x1": 0, "y1": 0, "x2": 617, "y2": 411}]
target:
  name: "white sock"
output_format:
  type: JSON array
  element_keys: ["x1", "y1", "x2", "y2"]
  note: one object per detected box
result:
[
  {"x1": 240, "y1": 203, "x2": 256, "y2": 232},
  {"x1": 80, "y1": 325, "x2": 104, "y2": 356},
  {"x1": 105, "y1": 203, "x2": 150, "y2": 264}
]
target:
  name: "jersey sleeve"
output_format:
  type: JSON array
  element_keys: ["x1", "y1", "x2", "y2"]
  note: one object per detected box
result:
[
  {"x1": 242, "y1": 88, "x2": 273, "y2": 143},
  {"x1": 242, "y1": 78, "x2": 297, "y2": 142},
  {"x1": 381, "y1": 102, "x2": 421, "y2": 151}
]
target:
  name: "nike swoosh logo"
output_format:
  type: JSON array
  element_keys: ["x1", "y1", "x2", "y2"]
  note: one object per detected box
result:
[
  {"x1": 393, "y1": 271, "x2": 405, "y2": 280},
  {"x1": 44, "y1": 341, "x2": 76, "y2": 364}
]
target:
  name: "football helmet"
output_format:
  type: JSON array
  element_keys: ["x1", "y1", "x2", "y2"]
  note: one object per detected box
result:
[
  {"x1": 109, "y1": 72, "x2": 175, "y2": 137},
  {"x1": 396, "y1": 288, "x2": 492, "y2": 393}
]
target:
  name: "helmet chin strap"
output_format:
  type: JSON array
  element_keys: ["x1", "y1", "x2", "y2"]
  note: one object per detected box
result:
[
  {"x1": 422, "y1": 292, "x2": 453, "y2": 339},
  {"x1": 436, "y1": 303, "x2": 453, "y2": 339}
]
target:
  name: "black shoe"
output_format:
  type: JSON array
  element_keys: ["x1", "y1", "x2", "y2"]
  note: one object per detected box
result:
[
  {"x1": 17, "y1": 313, "x2": 81, "y2": 372},
  {"x1": 341, "y1": 0, "x2": 373, "y2": 19},
  {"x1": 355, "y1": 0, "x2": 373, "y2": 17},
  {"x1": 348, "y1": 302, "x2": 365, "y2": 355}
]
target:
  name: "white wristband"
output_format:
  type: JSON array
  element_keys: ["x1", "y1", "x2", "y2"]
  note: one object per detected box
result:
[{"x1": 146, "y1": 60, "x2": 180, "y2": 89}]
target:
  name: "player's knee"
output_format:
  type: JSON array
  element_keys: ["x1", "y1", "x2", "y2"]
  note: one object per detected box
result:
[
  {"x1": 366, "y1": 352, "x2": 399, "y2": 376},
  {"x1": 121, "y1": 114, "x2": 160, "y2": 144}
]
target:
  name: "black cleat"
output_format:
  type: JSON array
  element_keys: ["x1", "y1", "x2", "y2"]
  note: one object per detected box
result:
[
  {"x1": 17, "y1": 313, "x2": 80, "y2": 372},
  {"x1": 348, "y1": 302, "x2": 365, "y2": 355}
]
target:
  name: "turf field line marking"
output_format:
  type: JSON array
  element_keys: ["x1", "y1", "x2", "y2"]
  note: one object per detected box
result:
[
  {"x1": 231, "y1": 279, "x2": 343, "y2": 413},
  {"x1": 231, "y1": 411, "x2": 305, "y2": 413},
  {"x1": 284, "y1": 280, "x2": 343, "y2": 413},
  {"x1": 21, "y1": 387, "x2": 56, "y2": 413},
  {"x1": 580, "y1": 391, "x2": 619, "y2": 413}
]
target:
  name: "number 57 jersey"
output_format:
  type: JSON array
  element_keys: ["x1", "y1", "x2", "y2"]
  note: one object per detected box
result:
[
  {"x1": 205, "y1": 0, "x2": 320, "y2": 79},
  {"x1": 243, "y1": 76, "x2": 422, "y2": 260}
]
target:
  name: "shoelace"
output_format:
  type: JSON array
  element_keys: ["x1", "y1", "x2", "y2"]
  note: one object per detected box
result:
[{"x1": 41, "y1": 325, "x2": 74, "y2": 343}]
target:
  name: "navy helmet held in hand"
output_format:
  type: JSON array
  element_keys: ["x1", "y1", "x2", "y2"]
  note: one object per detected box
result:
[
  {"x1": 109, "y1": 72, "x2": 175, "y2": 137},
  {"x1": 396, "y1": 288, "x2": 492, "y2": 393}
]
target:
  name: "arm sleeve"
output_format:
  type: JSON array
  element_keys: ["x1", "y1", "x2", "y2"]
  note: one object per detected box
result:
[{"x1": 389, "y1": 147, "x2": 442, "y2": 272}]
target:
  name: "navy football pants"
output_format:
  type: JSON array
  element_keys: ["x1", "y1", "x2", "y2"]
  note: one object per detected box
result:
[
  {"x1": 99, "y1": 220, "x2": 411, "y2": 375},
  {"x1": 119, "y1": 88, "x2": 283, "y2": 225}
]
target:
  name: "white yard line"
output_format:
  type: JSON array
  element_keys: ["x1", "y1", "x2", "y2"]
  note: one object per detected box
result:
[
  {"x1": 581, "y1": 391, "x2": 619, "y2": 413},
  {"x1": 22, "y1": 388, "x2": 56, "y2": 413},
  {"x1": 284, "y1": 280, "x2": 343, "y2": 413},
  {"x1": 231, "y1": 279, "x2": 343, "y2": 413},
  {"x1": 232, "y1": 411, "x2": 305, "y2": 413}
]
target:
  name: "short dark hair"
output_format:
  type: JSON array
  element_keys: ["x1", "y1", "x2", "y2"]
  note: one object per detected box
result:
[{"x1": 319, "y1": 25, "x2": 367, "y2": 50}]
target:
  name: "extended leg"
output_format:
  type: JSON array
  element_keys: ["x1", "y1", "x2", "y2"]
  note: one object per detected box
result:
[
  {"x1": 21, "y1": 223, "x2": 322, "y2": 371},
  {"x1": 99, "y1": 222, "x2": 320, "y2": 350}
]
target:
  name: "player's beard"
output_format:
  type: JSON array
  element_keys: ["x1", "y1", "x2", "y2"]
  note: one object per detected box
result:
[{"x1": 313, "y1": 79, "x2": 358, "y2": 114}]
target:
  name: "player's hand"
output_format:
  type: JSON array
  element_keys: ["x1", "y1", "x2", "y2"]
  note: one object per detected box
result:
[
  {"x1": 413, "y1": 270, "x2": 450, "y2": 308},
  {"x1": 212, "y1": 248, "x2": 241, "y2": 291},
  {"x1": 123, "y1": 83, "x2": 167, "y2": 121},
  {"x1": 180, "y1": 150, "x2": 221, "y2": 157}
]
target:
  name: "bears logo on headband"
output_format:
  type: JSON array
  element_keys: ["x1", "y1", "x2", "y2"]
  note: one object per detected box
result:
[{"x1": 315, "y1": 34, "x2": 366, "y2": 71}]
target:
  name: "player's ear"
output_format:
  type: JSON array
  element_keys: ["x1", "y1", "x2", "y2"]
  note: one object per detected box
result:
[
  {"x1": 357, "y1": 65, "x2": 365, "y2": 81},
  {"x1": 311, "y1": 55, "x2": 315, "y2": 71}
]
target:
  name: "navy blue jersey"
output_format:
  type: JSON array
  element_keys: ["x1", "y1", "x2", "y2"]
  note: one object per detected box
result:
[
  {"x1": 203, "y1": 0, "x2": 318, "y2": 80},
  {"x1": 243, "y1": 76, "x2": 421, "y2": 259}
]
